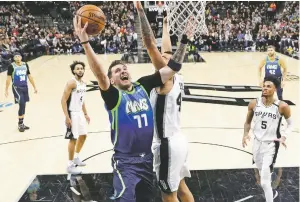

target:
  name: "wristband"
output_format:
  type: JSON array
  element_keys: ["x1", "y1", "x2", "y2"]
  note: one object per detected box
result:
[
  {"x1": 167, "y1": 59, "x2": 182, "y2": 72},
  {"x1": 80, "y1": 40, "x2": 89, "y2": 45},
  {"x1": 180, "y1": 34, "x2": 188, "y2": 44}
]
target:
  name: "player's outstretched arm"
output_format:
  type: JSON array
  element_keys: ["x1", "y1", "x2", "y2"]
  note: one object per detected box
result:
[
  {"x1": 158, "y1": 17, "x2": 195, "y2": 82},
  {"x1": 73, "y1": 16, "x2": 110, "y2": 91},
  {"x1": 242, "y1": 99, "x2": 256, "y2": 147},
  {"x1": 161, "y1": 17, "x2": 172, "y2": 56},
  {"x1": 135, "y1": 1, "x2": 167, "y2": 69},
  {"x1": 137, "y1": 34, "x2": 189, "y2": 94}
]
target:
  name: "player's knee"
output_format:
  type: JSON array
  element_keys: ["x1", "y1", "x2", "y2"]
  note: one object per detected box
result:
[
  {"x1": 178, "y1": 180, "x2": 192, "y2": 199},
  {"x1": 161, "y1": 191, "x2": 178, "y2": 202},
  {"x1": 79, "y1": 135, "x2": 87, "y2": 140},
  {"x1": 178, "y1": 186, "x2": 188, "y2": 198}
]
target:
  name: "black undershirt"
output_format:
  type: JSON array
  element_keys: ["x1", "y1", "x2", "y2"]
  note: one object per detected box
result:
[
  {"x1": 7, "y1": 63, "x2": 31, "y2": 76},
  {"x1": 100, "y1": 71, "x2": 163, "y2": 110}
]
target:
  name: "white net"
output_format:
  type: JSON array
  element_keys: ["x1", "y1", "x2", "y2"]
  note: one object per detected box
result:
[{"x1": 165, "y1": 1, "x2": 208, "y2": 39}]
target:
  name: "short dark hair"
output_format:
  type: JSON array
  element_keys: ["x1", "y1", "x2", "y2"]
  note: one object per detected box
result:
[
  {"x1": 264, "y1": 76, "x2": 280, "y2": 89},
  {"x1": 70, "y1": 61, "x2": 85, "y2": 75},
  {"x1": 107, "y1": 60, "x2": 126, "y2": 78},
  {"x1": 267, "y1": 45, "x2": 276, "y2": 50}
]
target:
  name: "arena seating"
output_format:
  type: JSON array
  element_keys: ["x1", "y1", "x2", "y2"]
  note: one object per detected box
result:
[{"x1": 0, "y1": 1, "x2": 298, "y2": 72}]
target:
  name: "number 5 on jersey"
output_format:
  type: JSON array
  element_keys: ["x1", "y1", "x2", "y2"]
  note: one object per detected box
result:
[
  {"x1": 261, "y1": 121, "x2": 267, "y2": 129},
  {"x1": 134, "y1": 113, "x2": 148, "y2": 128}
]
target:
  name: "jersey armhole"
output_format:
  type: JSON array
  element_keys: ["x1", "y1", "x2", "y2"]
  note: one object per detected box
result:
[
  {"x1": 111, "y1": 90, "x2": 122, "y2": 112},
  {"x1": 277, "y1": 58, "x2": 281, "y2": 67}
]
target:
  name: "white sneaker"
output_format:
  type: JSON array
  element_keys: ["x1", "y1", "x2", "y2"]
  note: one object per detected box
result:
[
  {"x1": 67, "y1": 164, "x2": 82, "y2": 175},
  {"x1": 74, "y1": 157, "x2": 86, "y2": 167}
]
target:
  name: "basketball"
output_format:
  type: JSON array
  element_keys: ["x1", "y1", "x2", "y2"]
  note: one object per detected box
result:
[{"x1": 76, "y1": 5, "x2": 106, "y2": 36}]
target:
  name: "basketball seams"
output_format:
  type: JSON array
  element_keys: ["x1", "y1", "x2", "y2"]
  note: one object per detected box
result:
[
  {"x1": 77, "y1": 9, "x2": 105, "y2": 21},
  {"x1": 76, "y1": 5, "x2": 106, "y2": 35},
  {"x1": 78, "y1": 9, "x2": 104, "y2": 15},
  {"x1": 76, "y1": 14, "x2": 105, "y2": 26}
]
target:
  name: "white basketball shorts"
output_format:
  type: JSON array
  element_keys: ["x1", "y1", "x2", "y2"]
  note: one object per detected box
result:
[
  {"x1": 152, "y1": 134, "x2": 191, "y2": 193},
  {"x1": 252, "y1": 137, "x2": 279, "y2": 173},
  {"x1": 70, "y1": 111, "x2": 87, "y2": 139}
]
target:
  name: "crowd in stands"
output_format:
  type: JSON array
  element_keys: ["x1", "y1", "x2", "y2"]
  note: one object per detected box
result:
[
  {"x1": 0, "y1": 1, "x2": 137, "y2": 72},
  {"x1": 0, "y1": 1, "x2": 298, "y2": 72},
  {"x1": 186, "y1": 1, "x2": 299, "y2": 59}
]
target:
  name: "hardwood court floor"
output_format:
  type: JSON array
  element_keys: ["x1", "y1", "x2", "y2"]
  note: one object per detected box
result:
[{"x1": 0, "y1": 52, "x2": 299, "y2": 201}]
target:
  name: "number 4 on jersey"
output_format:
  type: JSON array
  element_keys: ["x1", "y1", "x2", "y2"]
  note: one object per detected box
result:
[{"x1": 177, "y1": 93, "x2": 182, "y2": 112}]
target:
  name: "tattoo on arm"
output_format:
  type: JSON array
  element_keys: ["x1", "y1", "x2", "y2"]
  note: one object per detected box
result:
[
  {"x1": 171, "y1": 42, "x2": 187, "y2": 64},
  {"x1": 137, "y1": 6, "x2": 156, "y2": 47}
]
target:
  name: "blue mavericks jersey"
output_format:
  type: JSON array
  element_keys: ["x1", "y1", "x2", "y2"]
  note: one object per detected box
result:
[
  {"x1": 265, "y1": 56, "x2": 282, "y2": 78},
  {"x1": 12, "y1": 62, "x2": 28, "y2": 87},
  {"x1": 106, "y1": 83, "x2": 154, "y2": 155}
]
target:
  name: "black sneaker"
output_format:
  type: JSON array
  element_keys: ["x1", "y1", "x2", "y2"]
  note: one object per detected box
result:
[
  {"x1": 18, "y1": 124, "x2": 25, "y2": 132},
  {"x1": 23, "y1": 125, "x2": 30, "y2": 130}
]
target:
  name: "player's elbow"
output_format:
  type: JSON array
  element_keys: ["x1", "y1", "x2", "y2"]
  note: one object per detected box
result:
[
  {"x1": 61, "y1": 97, "x2": 67, "y2": 105},
  {"x1": 244, "y1": 122, "x2": 252, "y2": 128},
  {"x1": 96, "y1": 76, "x2": 110, "y2": 91}
]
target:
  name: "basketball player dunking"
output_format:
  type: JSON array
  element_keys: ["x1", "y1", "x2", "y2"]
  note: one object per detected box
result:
[
  {"x1": 61, "y1": 61, "x2": 90, "y2": 174},
  {"x1": 258, "y1": 45, "x2": 287, "y2": 100},
  {"x1": 242, "y1": 76, "x2": 293, "y2": 202},
  {"x1": 5, "y1": 52, "x2": 38, "y2": 132},
  {"x1": 73, "y1": 14, "x2": 189, "y2": 202},
  {"x1": 136, "y1": 2, "x2": 194, "y2": 201}
]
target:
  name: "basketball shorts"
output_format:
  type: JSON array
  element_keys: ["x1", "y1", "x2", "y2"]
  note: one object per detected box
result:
[
  {"x1": 65, "y1": 111, "x2": 87, "y2": 139},
  {"x1": 252, "y1": 137, "x2": 280, "y2": 173},
  {"x1": 111, "y1": 153, "x2": 154, "y2": 202},
  {"x1": 152, "y1": 134, "x2": 191, "y2": 193},
  {"x1": 12, "y1": 85, "x2": 29, "y2": 104}
]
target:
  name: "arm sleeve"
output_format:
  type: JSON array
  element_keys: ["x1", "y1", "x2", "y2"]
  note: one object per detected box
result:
[
  {"x1": 100, "y1": 84, "x2": 120, "y2": 110},
  {"x1": 137, "y1": 71, "x2": 163, "y2": 95},
  {"x1": 26, "y1": 63, "x2": 31, "y2": 75},
  {"x1": 7, "y1": 64, "x2": 13, "y2": 76}
]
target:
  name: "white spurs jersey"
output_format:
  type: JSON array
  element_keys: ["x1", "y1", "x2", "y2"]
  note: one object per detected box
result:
[
  {"x1": 68, "y1": 78, "x2": 86, "y2": 112},
  {"x1": 252, "y1": 97, "x2": 282, "y2": 141},
  {"x1": 150, "y1": 74, "x2": 184, "y2": 141}
]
